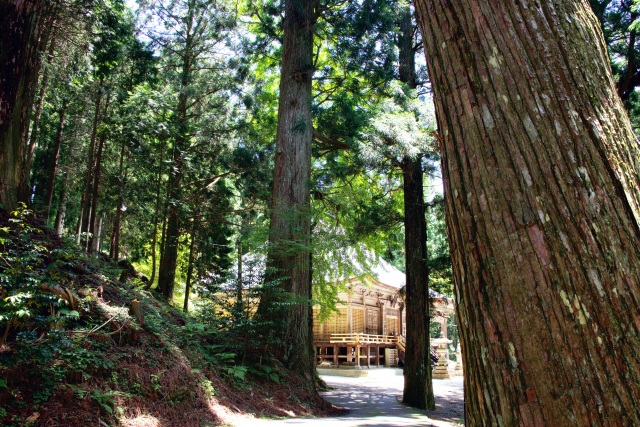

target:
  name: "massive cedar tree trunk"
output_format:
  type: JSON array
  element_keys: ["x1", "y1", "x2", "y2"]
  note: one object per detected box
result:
[
  {"x1": 259, "y1": 0, "x2": 316, "y2": 383},
  {"x1": 0, "y1": 0, "x2": 56, "y2": 211},
  {"x1": 414, "y1": 1, "x2": 640, "y2": 424},
  {"x1": 398, "y1": 4, "x2": 435, "y2": 411}
]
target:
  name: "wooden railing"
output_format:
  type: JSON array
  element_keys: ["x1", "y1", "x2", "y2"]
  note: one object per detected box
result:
[
  {"x1": 329, "y1": 333, "x2": 397, "y2": 344},
  {"x1": 396, "y1": 334, "x2": 406, "y2": 352}
]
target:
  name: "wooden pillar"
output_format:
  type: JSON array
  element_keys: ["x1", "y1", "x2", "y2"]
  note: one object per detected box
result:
[
  {"x1": 367, "y1": 345, "x2": 370, "y2": 367},
  {"x1": 333, "y1": 345, "x2": 338, "y2": 365},
  {"x1": 376, "y1": 345, "x2": 380, "y2": 367},
  {"x1": 356, "y1": 344, "x2": 360, "y2": 366},
  {"x1": 348, "y1": 295, "x2": 352, "y2": 334}
]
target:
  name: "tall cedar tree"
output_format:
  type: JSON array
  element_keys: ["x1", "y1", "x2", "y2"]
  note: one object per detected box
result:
[
  {"x1": 150, "y1": 0, "x2": 235, "y2": 301},
  {"x1": 415, "y1": 0, "x2": 640, "y2": 424},
  {"x1": 259, "y1": 0, "x2": 317, "y2": 384},
  {"x1": 397, "y1": 4, "x2": 434, "y2": 410},
  {"x1": 0, "y1": 0, "x2": 58, "y2": 211}
]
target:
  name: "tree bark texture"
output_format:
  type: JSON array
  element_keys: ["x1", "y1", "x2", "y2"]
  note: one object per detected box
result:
[
  {"x1": 235, "y1": 237, "x2": 244, "y2": 316},
  {"x1": 0, "y1": 0, "x2": 57, "y2": 211},
  {"x1": 398, "y1": 3, "x2": 435, "y2": 411},
  {"x1": 414, "y1": 1, "x2": 640, "y2": 425},
  {"x1": 401, "y1": 156, "x2": 435, "y2": 411},
  {"x1": 261, "y1": 0, "x2": 316, "y2": 383}
]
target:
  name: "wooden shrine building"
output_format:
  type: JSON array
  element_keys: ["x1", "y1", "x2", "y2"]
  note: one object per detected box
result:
[{"x1": 313, "y1": 258, "x2": 454, "y2": 367}]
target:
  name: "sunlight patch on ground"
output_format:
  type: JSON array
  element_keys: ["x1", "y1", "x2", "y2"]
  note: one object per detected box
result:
[{"x1": 120, "y1": 414, "x2": 161, "y2": 427}]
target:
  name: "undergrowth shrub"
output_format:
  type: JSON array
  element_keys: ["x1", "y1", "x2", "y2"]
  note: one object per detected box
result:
[
  {"x1": 186, "y1": 278, "x2": 305, "y2": 386},
  {"x1": 0, "y1": 205, "x2": 85, "y2": 346}
]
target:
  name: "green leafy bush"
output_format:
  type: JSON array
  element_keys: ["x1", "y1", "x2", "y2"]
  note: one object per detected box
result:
[{"x1": 0, "y1": 205, "x2": 85, "y2": 346}]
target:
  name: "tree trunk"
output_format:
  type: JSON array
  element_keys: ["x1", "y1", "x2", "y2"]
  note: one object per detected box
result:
[
  {"x1": 183, "y1": 218, "x2": 197, "y2": 313},
  {"x1": 109, "y1": 140, "x2": 126, "y2": 260},
  {"x1": 53, "y1": 170, "x2": 67, "y2": 235},
  {"x1": 398, "y1": 3, "x2": 435, "y2": 411},
  {"x1": 43, "y1": 99, "x2": 67, "y2": 221},
  {"x1": 89, "y1": 130, "x2": 107, "y2": 253},
  {"x1": 235, "y1": 237, "x2": 243, "y2": 317},
  {"x1": 75, "y1": 193, "x2": 84, "y2": 244},
  {"x1": 148, "y1": 140, "x2": 166, "y2": 288},
  {"x1": 401, "y1": 155, "x2": 434, "y2": 410},
  {"x1": 157, "y1": 141, "x2": 183, "y2": 301},
  {"x1": 157, "y1": 7, "x2": 195, "y2": 302},
  {"x1": 259, "y1": 0, "x2": 316, "y2": 384},
  {"x1": 0, "y1": 0, "x2": 56, "y2": 211},
  {"x1": 89, "y1": 92, "x2": 111, "y2": 253},
  {"x1": 414, "y1": 1, "x2": 640, "y2": 425},
  {"x1": 80, "y1": 78, "x2": 104, "y2": 248},
  {"x1": 96, "y1": 215, "x2": 103, "y2": 252}
]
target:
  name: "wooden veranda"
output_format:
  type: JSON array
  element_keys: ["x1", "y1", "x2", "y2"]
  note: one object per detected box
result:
[{"x1": 315, "y1": 333, "x2": 403, "y2": 367}]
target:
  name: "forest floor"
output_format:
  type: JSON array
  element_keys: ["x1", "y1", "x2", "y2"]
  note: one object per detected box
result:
[{"x1": 232, "y1": 370, "x2": 465, "y2": 427}]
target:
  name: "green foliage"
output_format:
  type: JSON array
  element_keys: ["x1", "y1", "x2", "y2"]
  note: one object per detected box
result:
[
  {"x1": 0, "y1": 210, "x2": 300, "y2": 425},
  {"x1": 590, "y1": 0, "x2": 640, "y2": 129},
  {"x1": 189, "y1": 275, "x2": 294, "y2": 387},
  {"x1": 0, "y1": 205, "x2": 85, "y2": 340},
  {"x1": 357, "y1": 81, "x2": 436, "y2": 165}
]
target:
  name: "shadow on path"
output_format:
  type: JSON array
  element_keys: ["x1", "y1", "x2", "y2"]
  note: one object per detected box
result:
[{"x1": 233, "y1": 369, "x2": 464, "y2": 427}]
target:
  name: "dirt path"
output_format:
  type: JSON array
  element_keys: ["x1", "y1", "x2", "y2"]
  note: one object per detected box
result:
[{"x1": 232, "y1": 369, "x2": 464, "y2": 427}]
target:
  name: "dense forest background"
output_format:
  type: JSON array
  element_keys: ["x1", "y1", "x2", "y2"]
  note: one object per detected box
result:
[
  {"x1": 22, "y1": 0, "x2": 449, "y2": 309},
  {"x1": 14, "y1": 0, "x2": 640, "y2": 311},
  {"x1": 2, "y1": 0, "x2": 640, "y2": 425}
]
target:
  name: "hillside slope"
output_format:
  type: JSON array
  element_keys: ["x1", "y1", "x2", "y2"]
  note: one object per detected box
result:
[{"x1": 0, "y1": 207, "x2": 336, "y2": 426}]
